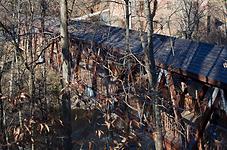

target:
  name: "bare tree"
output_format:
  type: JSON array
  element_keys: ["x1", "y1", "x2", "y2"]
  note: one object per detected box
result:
[
  {"x1": 178, "y1": 0, "x2": 206, "y2": 39},
  {"x1": 143, "y1": 0, "x2": 163, "y2": 149},
  {"x1": 60, "y1": 0, "x2": 72, "y2": 149}
]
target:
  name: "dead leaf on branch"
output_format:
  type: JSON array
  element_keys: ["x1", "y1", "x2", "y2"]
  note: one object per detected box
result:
[
  {"x1": 24, "y1": 124, "x2": 31, "y2": 135},
  {"x1": 31, "y1": 138, "x2": 34, "y2": 143},
  {"x1": 0, "y1": 95, "x2": 8, "y2": 100},
  {"x1": 29, "y1": 118, "x2": 35, "y2": 126},
  {"x1": 38, "y1": 124, "x2": 44, "y2": 134},
  {"x1": 96, "y1": 130, "x2": 104, "y2": 138},
  {"x1": 13, "y1": 127, "x2": 20, "y2": 141},
  {"x1": 121, "y1": 137, "x2": 127, "y2": 143},
  {"x1": 105, "y1": 121, "x2": 111, "y2": 129},
  {"x1": 20, "y1": 92, "x2": 30, "y2": 99},
  {"x1": 58, "y1": 119, "x2": 64, "y2": 126},
  {"x1": 43, "y1": 123, "x2": 50, "y2": 133}
]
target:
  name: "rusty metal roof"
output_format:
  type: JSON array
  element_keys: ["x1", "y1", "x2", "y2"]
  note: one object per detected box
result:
[{"x1": 66, "y1": 21, "x2": 227, "y2": 89}]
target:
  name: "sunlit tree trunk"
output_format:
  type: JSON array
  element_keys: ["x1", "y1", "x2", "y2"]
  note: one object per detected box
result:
[
  {"x1": 124, "y1": 0, "x2": 130, "y2": 53},
  {"x1": 223, "y1": 0, "x2": 227, "y2": 38},
  {"x1": 123, "y1": 1, "x2": 133, "y2": 142},
  {"x1": 9, "y1": 0, "x2": 21, "y2": 98},
  {"x1": 40, "y1": 0, "x2": 51, "y2": 149},
  {"x1": 143, "y1": 0, "x2": 163, "y2": 149},
  {"x1": 0, "y1": 71, "x2": 6, "y2": 150},
  {"x1": 60, "y1": 0, "x2": 72, "y2": 149},
  {"x1": 0, "y1": 73, "x2": 2, "y2": 94}
]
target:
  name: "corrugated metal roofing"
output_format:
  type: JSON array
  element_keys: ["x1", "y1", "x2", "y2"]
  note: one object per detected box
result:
[{"x1": 66, "y1": 21, "x2": 227, "y2": 89}]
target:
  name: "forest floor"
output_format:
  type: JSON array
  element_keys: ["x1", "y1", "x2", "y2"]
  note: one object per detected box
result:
[{"x1": 71, "y1": 109, "x2": 155, "y2": 150}]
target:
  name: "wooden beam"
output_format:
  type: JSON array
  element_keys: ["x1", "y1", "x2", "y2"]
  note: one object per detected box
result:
[
  {"x1": 164, "y1": 70, "x2": 181, "y2": 113},
  {"x1": 91, "y1": 49, "x2": 101, "y2": 96},
  {"x1": 196, "y1": 85, "x2": 208, "y2": 114},
  {"x1": 194, "y1": 87, "x2": 219, "y2": 150},
  {"x1": 208, "y1": 88, "x2": 219, "y2": 108},
  {"x1": 155, "y1": 69, "x2": 164, "y2": 90},
  {"x1": 163, "y1": 70, "x2": 184, "y2": 145},
  {"x1": 220, "y1": 89, "x2": 227, "y2": 114},
  {"x1": 74, "y1": 42, "x2": 83, "y2": 79}
]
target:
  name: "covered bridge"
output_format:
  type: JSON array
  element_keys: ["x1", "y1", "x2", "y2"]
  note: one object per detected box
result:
[
  {"x1": 25, "y1": 19, "x2": 227, "y2": 149},
  {"x1": 62, "y1": 20, "x2": 227, "y2": 90},
  {"x1": 55, "y1": 20, "x2": 227, "y2": 149}
]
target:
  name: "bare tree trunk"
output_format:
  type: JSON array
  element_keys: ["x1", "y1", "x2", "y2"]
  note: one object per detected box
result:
[
  {"x1": 40, "y1": 0, "x2": 50, "y2": 149},
  {"x1": 9, "y1": 0, "x2": 20, "y2": 98},
  {"x1": 9, "y1": 54, "x2": 15, "y2": 98},
  {"x1": 0, "y1": 74, "x2": 6, "y2": 150},
  {"x1": 123, "y1": 1, "x2": 131, "y2": 137},
  {"x1": 124, "y1": 0, "x2": 130, "y2": 53},
  {"x1": 143, "y1": 0, "x2": 157, "y2": 88},
  {"x1": 223, "y1": 0, "x2": 227, "y2": 38},
  {"x1": 0, "y1": 73, "x2": 2, "y2": 94},
  {"x1": 0, "y1": 99, "x2": 7, "y2": 150},
  {"x1": 143, "y1": 0, "x2": 163, "y2": 149},
  {"x1": 28, "y1": 2, "x2": 36, "y2": 149},
  {"x1": 40, "y1": 0, "x2": 47, "y2": 109},
  {"x1": 60, "y1": 0, "x2": 72, "y2": 149},
  {"x1": 26, "y1": 0, "x2": 35, "y2": 103}
]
